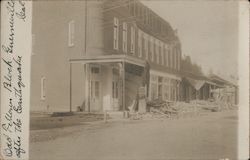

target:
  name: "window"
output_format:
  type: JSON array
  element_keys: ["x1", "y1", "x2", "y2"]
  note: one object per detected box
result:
[
  {"x1": 165, "y1": 44, "x2": 169, "y2": 67},
  {"x1": 138, "y1": 30, "x2": 142, "y2": 57},
  {"x1": 150, "y1": 75, "x2": 158, "y2": 100},
  {"x1": 161, "y1": 42, "x2": 164, "y2": 65},
  {"x1": 174, "y1": 48, "x2": 177, "y2": 69},
  {"x1": 142, "y1": 33, "x2": 145, "y2": 58},
  {"x1": 91, "y1": 81, "x2": 100, "y2": 99},
  {"x1": 163, "y1": 78, "x2": 170, "y2": 101},
  {"x1": 122, "y1": 22, "x2": 127, "y2": 53},
  {"x1": 177, "y1": 50, "x2": 181, "y2": 70},
  {"x1": 68, "y1": 20, "x2": 75, "y2": 47},
  {"x1": 150, "y1": 37, "x2": 154, "y2": 61},
  {"x1": 144, "y1": 34, "x2": 148, "y2": 60},
  {"x1": 159, "y1": 41, "x2": 161, "y2": 64},
  {"x1": 41, "y1": 76, "x2": 46, "y2": 100},
  {"x1": 172, "y1": 48, "x2": 176, "y2": 69},
  {"x1": 169, "y1": 47, "x2": 173, "y2": 68},
  {"x1": 113, "y1": 17, "x2": 119, "y2": 50},
  {"x1": 175, "y1": 50, "x2": 178, "y2": 69},
  {"x1": 95, "y1": 81, "x2": 100, "y2": 98},
  {"x1": 91, "y1": 67, "x2": 100, "y2": 74},
  {"x1": 156, "y1": 40, "x2": 159, "y2": 64},
  {"x1": 158, "y1": 77, "x2": 163, "y2": 99},
  {"x1": 130, "y1": 26, "x2": 135, "y2": 54}
]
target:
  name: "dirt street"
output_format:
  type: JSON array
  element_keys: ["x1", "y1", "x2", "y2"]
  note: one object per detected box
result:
[{"x1": 30, "y1": 110, "x2": 238, "y2": 160}]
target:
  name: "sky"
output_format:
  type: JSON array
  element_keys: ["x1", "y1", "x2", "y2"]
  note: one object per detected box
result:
[{"x1": 142, "y1": 0, "x2": 239, "y2": 80}]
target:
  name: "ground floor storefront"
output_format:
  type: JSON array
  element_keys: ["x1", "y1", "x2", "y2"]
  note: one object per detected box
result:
[{"x1": 70, "y1": 55, "x2": 182, "y2": 113}]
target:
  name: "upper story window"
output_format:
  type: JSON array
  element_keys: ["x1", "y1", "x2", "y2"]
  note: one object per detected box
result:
[
  {"x1": 177, "y1": 49, "x2": 181, "y2": 70},
  {"x1": 174, "y1": 48, "x2": 178, "y2": 69},
  {"x1": 161, "y1": 42, "x2": 164, "y2": 65},
  {"x1": 169, "y1": 46, "x2": 173, "y2": 68},
  {"x1": 173, "y1": 48, "x2": 176, "y2": 69},
  {"x1": 68, "y1": 20, "x2": 75, "y2": 47},
  {"x1": 178, "y1": 51, "x2": 180, "y2": 70},
  {"x1": 138, "y1": 30, "x2": 142, "y2": 57},
  {"x1": 156, "y1": 39, "x2": 159, "y2": 64},
  {"x1": 144, "y1": 33, "x2": 148, "y2": 60},
  {"x1": 164, "y1": 44, "x2": 169, "y2": 67},
  {"x1": 158, "y1": 41, "x2": 164, "y2": 65},
  {"x1": 130, "y1": 26, "x2": 135, "y2": 54},
  {"x1": 113, "y1": 17, "x2": 119, "y2": 50},
  {"x1": 150, "y1": 37, "x2": 154, "y2": 62},
  {"x1": 122, "y1": 22, "x2": 128, "y2": 53},
  {"x1": 159, "y1": 41, "x2": 162, "y2": 64}
]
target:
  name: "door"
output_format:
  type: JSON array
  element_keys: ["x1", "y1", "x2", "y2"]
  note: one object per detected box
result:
[
  {"x1": 90, "y1": 80, "x2": 101, "y2": 111},
  {"x1": 90, "y1": 65, "x2": 102, "y2": 111},
  {"x1": 112, "y1": 81, "x2": 119, "y2": 110}
]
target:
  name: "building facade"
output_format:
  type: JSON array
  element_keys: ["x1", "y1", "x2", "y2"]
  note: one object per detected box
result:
[{"x1": 31, "y1": 0, "x2": 182, "y2": 112}]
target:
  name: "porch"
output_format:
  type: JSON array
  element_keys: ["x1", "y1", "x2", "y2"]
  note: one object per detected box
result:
[{"x1": 69, "y1": 55, "x2": 146, "y2": 113}]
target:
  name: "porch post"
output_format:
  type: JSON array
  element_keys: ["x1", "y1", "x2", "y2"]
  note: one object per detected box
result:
[
  {"x1": 69, "y1": 62, "x2": 72, "y2": 112},
  {"x1": 122, "y1": 60, "x2": 125, "y2": 111}
]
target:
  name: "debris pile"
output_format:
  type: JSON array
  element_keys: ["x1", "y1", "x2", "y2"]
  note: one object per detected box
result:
[{"x1": 129, "y1": 98, "x2": 237, "y2": 120}]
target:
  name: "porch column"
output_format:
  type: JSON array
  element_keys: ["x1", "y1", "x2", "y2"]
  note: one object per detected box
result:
[
  {"x1": 84, "y1": 63, "x2": 90, "y2": 112},
  {"x1": 69, "y1": 62, "x2": 72, "y2": 112},
  {"x1": 122, "y1": 60, "x2": 125, "y2": 111}
]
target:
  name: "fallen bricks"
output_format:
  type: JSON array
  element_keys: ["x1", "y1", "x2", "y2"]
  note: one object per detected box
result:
[{"x1": 129, "y1": 99, "x2": 238, "y2": 120}]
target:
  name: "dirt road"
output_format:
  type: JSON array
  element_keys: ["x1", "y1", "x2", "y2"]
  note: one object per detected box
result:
[{"x1": 30, "y1": 110, "x2": 238, "y2": 160}]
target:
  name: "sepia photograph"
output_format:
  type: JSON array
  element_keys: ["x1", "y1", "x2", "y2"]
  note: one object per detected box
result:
[{"x1": 1, "y1": 0, "x2": 249, "y2": 160}]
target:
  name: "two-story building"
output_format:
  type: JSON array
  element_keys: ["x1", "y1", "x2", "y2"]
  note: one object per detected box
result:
[{"x1": 30, "y1": 0, "x2": 182, "y2": 112}]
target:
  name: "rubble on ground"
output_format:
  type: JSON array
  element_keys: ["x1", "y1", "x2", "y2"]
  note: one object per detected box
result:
[{"x1": 129, "y1": 99, "x2": 237, "y2": 120}]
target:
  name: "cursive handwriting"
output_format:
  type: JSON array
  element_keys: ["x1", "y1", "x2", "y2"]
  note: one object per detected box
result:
[
  {"x1": 2, "y1": 0, "x2": 15, "y2": 54},
  {"x1": 1, "y1": 1, "x2": 28, "y2": 159},
  {"x1": 14, "y1": 136, "x2": 25, "y2": 158},
  {"x1": 13, "y1": 56, "x2": 24, "y2": 114},
  {"x1": 16, "y1": 0, "x2": 26, "y2": 21},
  {"x1": 3, "y1": 134, "x2": 13, "y2": 157},
  {"x1": 2, "y1": 58, "x2": 13, "y2": 92},
  {"x1": 2, "y1": 99, "x2": 13, "y2": 133}
]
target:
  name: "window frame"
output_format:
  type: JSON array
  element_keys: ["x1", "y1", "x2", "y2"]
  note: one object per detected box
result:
[
  {"x1": 113, "y1": 17, "x2": 119, "y2": 50},
  {"x1": 122, "y1": 22, "x2": 128, "y2": 53},
  {"x1": 41, "y1": 76, "x2": 46, "y2": 100},
  {"x1": 68, "y1": 20, "x2": 75, "y2": 47}
]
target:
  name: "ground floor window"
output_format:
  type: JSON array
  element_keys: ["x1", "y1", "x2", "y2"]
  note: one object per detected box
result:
[
  {"x1": 41, "y1": 76, "x2": 46, "y2": 100},
  {"x1": 150, "y1": 73, "x2": 180, "y2": 101},
  {"x1": 151, "y1": 83, "x2": 158, "y2": 100}
]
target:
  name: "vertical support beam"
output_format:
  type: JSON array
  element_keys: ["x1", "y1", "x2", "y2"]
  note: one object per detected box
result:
[
  {"x1": 69, "y1": 63, "x2": 72, "y2": 112},
  {"x1": 122, "y1": 60, "x2": 126, "y2": 112},
  {"x1": 84, "y1": 63, "x2": 90, "y2": 112},
  {"x1": 88, "y1": 64, "x2": 91, "y2": 112}
]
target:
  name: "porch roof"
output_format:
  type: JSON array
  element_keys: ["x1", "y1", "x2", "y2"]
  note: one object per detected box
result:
[{"x1": 69, "y1": 55, "x2": 146, "y2": 67}]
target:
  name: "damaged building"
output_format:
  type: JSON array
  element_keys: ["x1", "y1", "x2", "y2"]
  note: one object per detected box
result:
[
  {"x1": 30, "y1": 0, "x2": 237, "y2": 113},
  {"x1": 30, "y1": 0, "x2": 182, "y2": 112}
]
